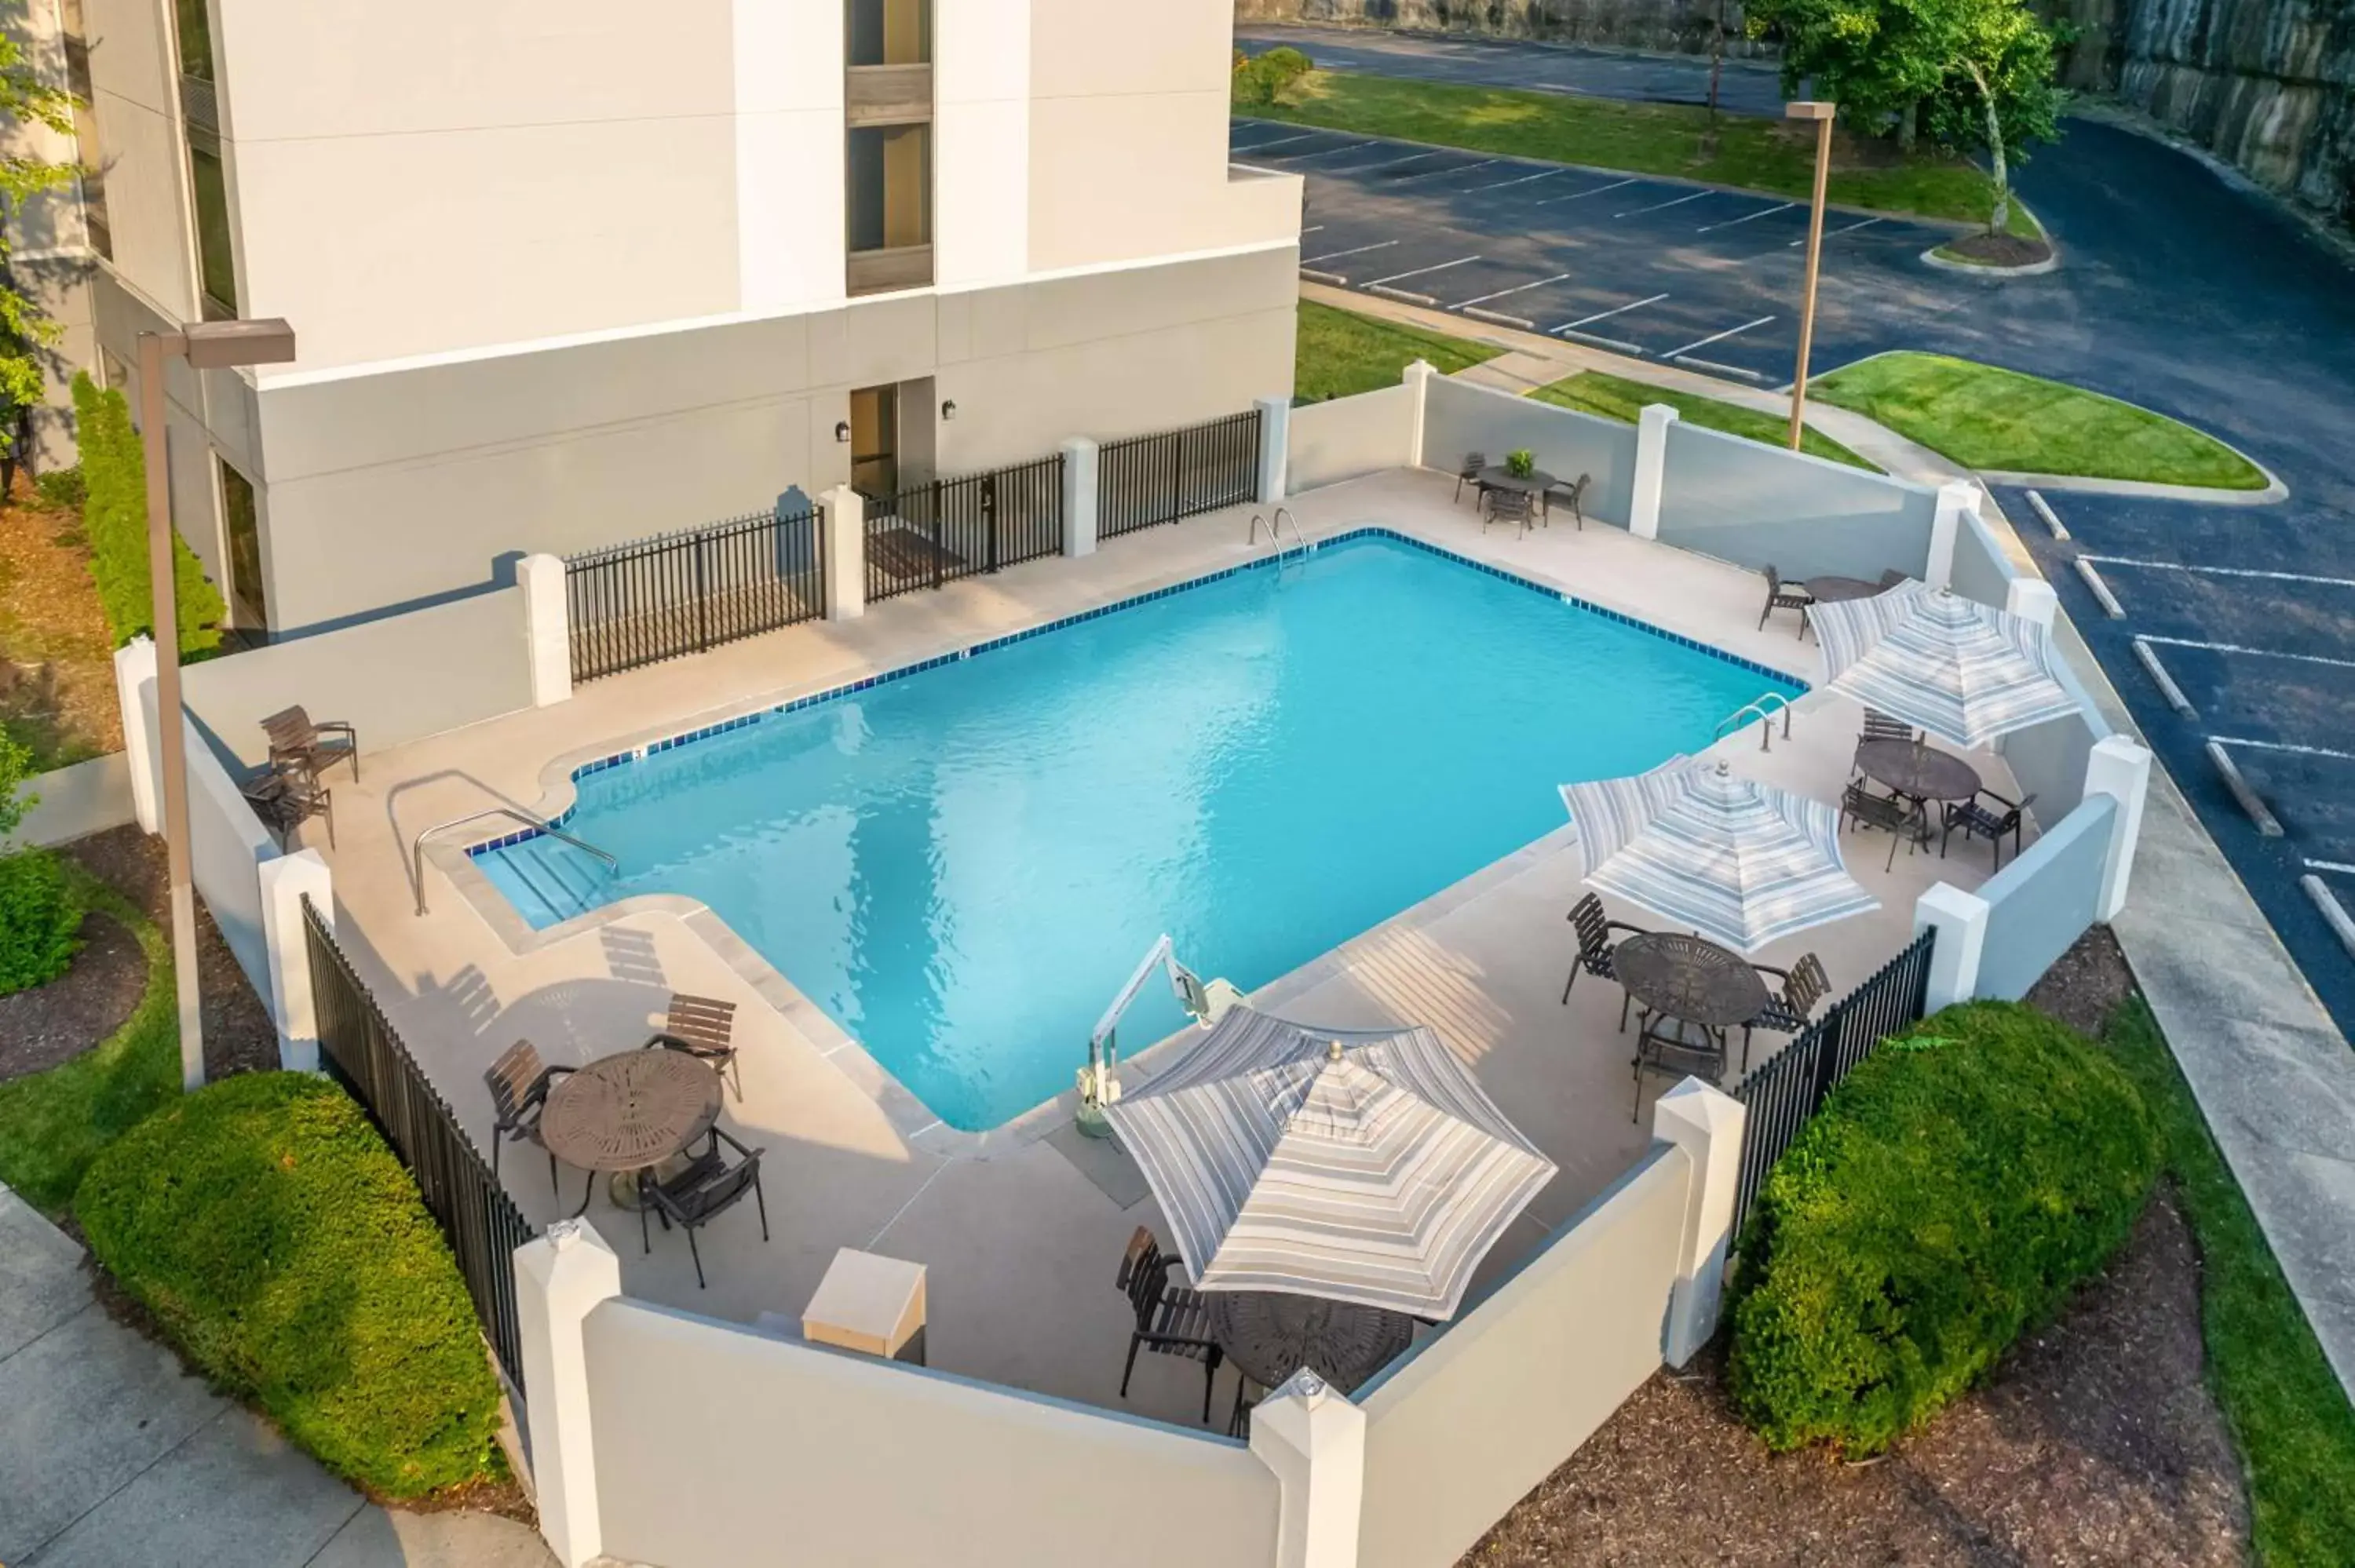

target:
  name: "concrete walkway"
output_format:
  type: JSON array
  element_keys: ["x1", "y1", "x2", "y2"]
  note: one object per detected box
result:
[
  {"x1": 0, "y1": 1182, "x2": 554, "y2": 1568},
  {"x1": 1312, "y1": 280, "x2": 2355, "y2": 1398}
]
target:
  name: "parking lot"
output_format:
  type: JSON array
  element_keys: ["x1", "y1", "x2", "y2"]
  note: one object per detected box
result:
[{"x1": 1236, "y1": 118, "x2": 1976, "y2": 386}]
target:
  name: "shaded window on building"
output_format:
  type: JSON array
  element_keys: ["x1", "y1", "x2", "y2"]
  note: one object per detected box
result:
[
  {"x1": 175, "y1": 0, "x2": 213, "y2": 79},
  {"x1": 846, "y1": 0, "x2": 929, "y2": 66},
  {"x1": 846, "y1": 124, "x2": 929, "y2": 253},
  {"x1": 188, "y1": 135, "x2": 238, "y2": 318},
  {"x1": 218, "y1": 458, "x2": 266, "y2": 629},
  {"x1": 62, "y1": 0, "x2": 109, "y2": 260}
]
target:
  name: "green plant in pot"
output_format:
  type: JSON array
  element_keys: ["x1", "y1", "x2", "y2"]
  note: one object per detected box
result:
[{"x1": 1506, "y1": 449, "x2": 1536, "y2": 480}]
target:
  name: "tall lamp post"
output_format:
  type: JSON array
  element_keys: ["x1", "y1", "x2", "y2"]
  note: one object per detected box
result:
[
  {"x1": 1784, "y1": 100, "x2": 1836, "y2": 452},
  {"x1": 139, "y1": 317, "x2": 298, "y2": 1090}
]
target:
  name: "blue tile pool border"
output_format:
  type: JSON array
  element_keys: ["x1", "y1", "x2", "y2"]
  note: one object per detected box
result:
[{"x1": 468, "y1": 527, "x2": 1810, "y2": 857}]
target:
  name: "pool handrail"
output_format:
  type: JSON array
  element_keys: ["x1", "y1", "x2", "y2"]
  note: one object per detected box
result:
[
  {"x1": 411, "y1": 807, "x2": 617, "y2": 917},
  {"x1": 1715, "y1": 691, "x2": 1795, "y2": 752}
]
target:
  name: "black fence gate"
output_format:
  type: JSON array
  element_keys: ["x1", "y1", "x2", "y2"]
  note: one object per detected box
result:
[
  {"x1": 864, "y1": 454, "x2": 1064, "y2": 606},
  {"x1": 303, "y1": 899, "x2": 536, "y2": 1391},
  {"x1": 1097, "y1": 409, "x2": 1262, "y2": 539},
  {"x1": 1727, "y1": 928, "x2": 1936, "y2": 1241},
  {"x1": 565, "y1": 501, "x2": 825, "y2": 682}
]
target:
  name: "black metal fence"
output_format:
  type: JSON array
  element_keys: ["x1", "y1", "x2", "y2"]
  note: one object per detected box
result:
[
  {"x1": 1097, "y1": 409, "x2": 1262, "y2": 539},
  {"x1": 564, "y1": 501, "x2": 824, "y2": 682},
  {"x1": 864, "y1": 454, "x2": 1064, "y2": 605},
  {"x1": 1727, "y1": 929, "x2": 1936, "y2": 1242},
  {"x1": 303, "y1": 898, "x2": 536, "y2": 1391}
]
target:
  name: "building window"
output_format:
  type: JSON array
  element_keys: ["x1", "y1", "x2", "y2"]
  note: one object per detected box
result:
[
  {"x1": 188, "y1": 134, "x2": 238, "y2": 319},
  {"x1": 218, "y1": 458, "x2": 266, "y2": 629},
  {"x1": 846, "y1": 0, "x2": 929, "y2": 67},
  {"x1": 175, "y1": 0, "x2": 214, "y2": 80},
  {"x1": 61, "y1": 0, "x2": 109, "y2": 261},
  {"x1": 846, "y1": 123, "x2": 929, "y2": 254}
]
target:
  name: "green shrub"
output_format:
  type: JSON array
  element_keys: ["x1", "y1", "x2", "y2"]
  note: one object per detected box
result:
[
  {"x1": 0, "y1": 848, "x2": 84, "y2": 994},
  {"x1": 34, "y1": 464, "x2": 85, "y2": 511},
  {"x1": 1233, "y1": 46, "x2": 1313, "y2": 108},
  {"x1": 1725, "y1": 1001, "x2": 2160, "y2": 1455},
  {"x1": 76, "y1": 1073, "x2": 506, "y2": 1497},
  {"x1": 69, "y1": 372, "x2": 224, "y2": 658}
]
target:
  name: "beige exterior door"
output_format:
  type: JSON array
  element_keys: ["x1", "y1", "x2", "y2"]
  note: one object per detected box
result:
[{"x1": 849, "y1": 384, "x2": 898, "y2": 500}]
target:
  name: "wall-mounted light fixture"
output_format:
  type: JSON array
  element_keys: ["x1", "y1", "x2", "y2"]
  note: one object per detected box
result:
[
  {"x1": 835, "y1": 420, "x2": 852, "y2": 443},
  {"x1": 940, "y1": 399, "x2": 958, "y2": 421}
]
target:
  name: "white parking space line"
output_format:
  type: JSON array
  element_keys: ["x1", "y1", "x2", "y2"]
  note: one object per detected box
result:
[
  {"x1": 1554, "y1": 292, "x2": 1669, "y2": 331},
  {"x1": 1463, "y1": 169, "x2": 1567, "y2": 194},
  {"x1": 1664, "y1": 315, "x2": 1776, "y2": 359},
  {"x1": 1301, "y1": 239, "x2": 1399, "y2": 265},
  {"x1": 1234, "y1": 131, "x2": 1326, "y2": 154},
  {"x1": 1788, "y1": 217, "x2": 1880, "y2": 247},
  {"x1": 1615, "y1": 189, "x2": 1713, "y2": 217},
  {"x1": 2136, "y1": 633, "x2": 2355, "y2": 672},
  {"x1": 1696, "y1": 202, "x2": 1796, "y2": 234},
  {"x1": 1451, "y1": 272, "x2": 1573, "y2": 308},
  {"x1": 1394, "y1": 158, "x2": 1498, "y2": 184},
  {"x1": 1366, "y1": 254, "x2": 1483, "y2": 286},
  {"x1": 2306, "y1": 859, "x2": 2355, "y2": 875},
  {"x1": 2079, "y1": 556, "x2": 2355, "y2": 589},
  {"x1": 1359, "y1": 151, "x2": 1452, "y2": 178},
  {"x1": 1533, "y1": 177, "x2": 1635, "y2": 206},
  {"x1": 2214, "y1": 735, "x2": 2355, "y2": 763},
  {"x1": 1285, "y1": 141, "x2": 1378, "y2": 162}
]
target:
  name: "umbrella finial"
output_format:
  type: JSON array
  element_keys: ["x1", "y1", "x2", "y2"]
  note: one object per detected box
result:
[{"x1": 1327, "y1": 1037, "x2": 1344, "y2": 1062}]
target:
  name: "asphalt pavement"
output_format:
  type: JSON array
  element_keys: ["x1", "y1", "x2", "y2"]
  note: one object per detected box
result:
[{"x1": 1240, "y1": 24, "x2": 2355, "y2": 1039}]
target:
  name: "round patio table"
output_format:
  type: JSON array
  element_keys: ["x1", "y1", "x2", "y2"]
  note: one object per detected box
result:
[
  {"x1": 1855, "y1": 738, "x2": 1982, "y2": 806},
  {"x1": 538, "y1": 1048, "x2": 724, "y2": 1216},
  {"x1": 1614, "y1": 932, "x2": 1769, "y2": 1033},
  {"x1": 1802, "y1": 574, "x2": 1889, "y2": 603},
  {"x1": 1208, "y1": 1290, "x2": 1418, "y2": 1395},
  {"x1": 1475, "y1": 464, "x2": 1557, "y2": 498}
]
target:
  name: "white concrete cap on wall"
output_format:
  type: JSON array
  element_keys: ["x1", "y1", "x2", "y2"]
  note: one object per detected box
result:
[
  {"x1": 820, "y1": 485, "x2": 866, "y2": 622},
  {"x1": 518, "y1": 554, "x2": 573, "y2": 708},
  {"x1": 113, "y1": 638, "x2": 160, "y2": 834},
  {"x1": 1256, "y1": 395, "x2": 1291, "y2": 505},
  {"x1": 257, "y1": 850, "x2": 333, "y2": 1074},
  {"x1": 1926, "y1": 481, "x2": 1980, "y2": 590},
  {"x1": 1401, "y1": 359, "x2": 1437, "y2": 469},
  {"x1": 515, "y1": 1220, "x2": 624, "y2": 1568},
  {"x1": 1063, "y1": 437, "x2": 1099, "y2": 557},
  {"x1": 1652, "y1": 1078, "x2": 1747, "y2": 1367},
  {"x1": 1630, "y1": 404, "x2": 1680, "y2": 542},
  {"x1": 1915, "y1": 881, "x2": 1992, "y2": 1009},
  {"x1": 2084, "y1": 736, "x2": 2154, "y2": 921},
  {"x1": 2004, "y1": 575, "x2": 2059, "y2": 629},
  {"x1": 1250, "y1": 1368, "x2": 1367, "y2": 1568}
]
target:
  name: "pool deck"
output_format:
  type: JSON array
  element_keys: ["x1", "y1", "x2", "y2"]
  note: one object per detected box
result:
[{"x1": 309, "y1": 465, "x2": 2027, "y2": 1431}]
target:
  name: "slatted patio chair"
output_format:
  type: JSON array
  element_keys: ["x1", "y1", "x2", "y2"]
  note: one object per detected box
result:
[
  {"x1": 1631, "y1": 1013, "x2": 1727, "y2": 1121},
  {"x1": 1560, "y1": 892, "x2": 1651, "y2": 1030},
  {"x1": 1758, "y1": 566, "x2": 1813, "y2": 636},
  {"x1": 641, "y1": 1126, "x2": 769, "y2": 1289},
  {"x1": 1853, "y1": 708, "x2": 1922, "y2": 779},
  {"x1": 1481, "y1": 486, "x2": 1535, "y2": 538},
  {"x1": 647, "y1": 992, "x2": 741, "y2": 1097},
  {"x1": 239, "y1": 761, "x2": 334, "y2": 850},
  {"x1": 261, "y1": 705, "x2": 359, "y2": 784},
  {"x1": 1942, "y1": 788, "x2": 2037, "y2": 870},
  {"x1": 484, "y1": 1039, "x2": 573, "y2": 1191},
  {"x1": 1454, "y1": 451, "x2": 1488, "y2": 505},
  {"x1": 1115, "y1": 1227, "x2": 1224, "y2": 1424},
  {"x1": 1543, "y1": 472, "x2": 1591, "y2": 530},
  {"x1": 1743, "y1": 952, "x2": 1831, "y2": 1072},
  {"x1": 1840, "y1": 780, "x2": 1924, "y2": 872}
]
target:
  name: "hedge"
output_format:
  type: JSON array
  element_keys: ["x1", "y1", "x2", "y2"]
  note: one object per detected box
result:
[
  {"x1": 76, "y1": 1072, "x2": 506, "y2": 1497},
  {"x1": 1725, "y1": 1001, "x2": 2160, "y2": 1455},
  {"x1": 69, "y1": 371, "x2": 224, "y2": 657},
  {"x1": 0, "y1": 730, "x2": 81, "y2": 994}
]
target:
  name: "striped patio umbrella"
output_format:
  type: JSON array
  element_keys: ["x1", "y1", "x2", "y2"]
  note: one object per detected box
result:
[
  {"x1": 1559, "y1": 757, "x2": 1879, "y2": 953},
  {"x1": 1809, "y1": 581, "x2": 2081, "y2": 749},
  {"x1": 1104, "y1": 1008, "x2": 1555, "y2": 1321}
]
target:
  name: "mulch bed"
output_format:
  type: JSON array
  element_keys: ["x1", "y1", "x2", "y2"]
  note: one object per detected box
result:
[
  {"x1": 1459, "y1": 930, "x2": 2251, "y2": 1566},
  {"x1": 1941, "y1": 232, "x2": 2055, "y2": 268},
  {"x1": 0, "y1": 908, "x2": 144, "y2": 1082}
]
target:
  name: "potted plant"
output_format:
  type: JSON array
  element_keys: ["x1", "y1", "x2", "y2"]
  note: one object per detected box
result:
[{"x1": 1506, "y1": 449, "x2": 1537, "y2": 480}]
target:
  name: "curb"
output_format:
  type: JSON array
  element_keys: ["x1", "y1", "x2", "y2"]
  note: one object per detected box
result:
[{"x1": 1919, "y1": 243, "x2": 2061, "y2": 278}]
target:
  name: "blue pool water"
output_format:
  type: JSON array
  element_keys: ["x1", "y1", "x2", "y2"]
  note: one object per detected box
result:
[{"x1": 477, "y1": 534, "x2": 1799, "y2": 1131}]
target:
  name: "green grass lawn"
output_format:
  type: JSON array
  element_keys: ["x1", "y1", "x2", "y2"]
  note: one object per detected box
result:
[
  {"x1": 0, "y1": 868, "x2": 180, "y2": 1215},
  {"x1": 2102, "y1": 1000, "x2": 2355, "y2": 1566},
  {"x1": 1295, "y1": 298, "x2": 1502, "y2": 401},
  {"x1": 1531, "y1": 370, "x2": 1879, "y2": 471},
  {"x1": 1812, "y1": 352, "x2": 2268, "y2": 489},
  {"x1": 1248, "y1": 71, "x2": 2039, "y2": 236}
]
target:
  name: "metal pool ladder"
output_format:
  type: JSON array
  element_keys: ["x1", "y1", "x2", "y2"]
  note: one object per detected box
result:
[
  {"x1": 411, "y1": 807, "x2": 616, "y2": 917},
  {"x1": 1715, "y1": 692, "x2": 1795, "y2": 752},
  {"x1": 1249, "y1": 507, "x2": 1309, "y2": 564}
]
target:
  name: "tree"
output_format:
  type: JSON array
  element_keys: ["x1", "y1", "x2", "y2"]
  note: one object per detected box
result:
[
  {"x1": 1925, "y1": 0, "x2": 2068, "y2": 235},
  {"x1": 0, "y1": 10, "x2": 80, "y2": 494}
]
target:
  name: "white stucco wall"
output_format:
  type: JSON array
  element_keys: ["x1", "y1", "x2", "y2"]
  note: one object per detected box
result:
[
  {"x1": 933, "y1": 0, "x2": 1031, "y2": 288},
  {"x1": 731, "y1": 0, "x2": 845, "y2": 315}
]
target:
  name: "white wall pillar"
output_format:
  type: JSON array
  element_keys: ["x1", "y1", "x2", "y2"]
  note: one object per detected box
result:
[
  {"x1": 515, "y1": 1220, "x2": 623, "y2": 1568},
  {"x1": 517, "y1": 554, "x2": 572, "y2": 708},
  {"x1": 2084, "y1": 735, "x2": 2153, "y2": 921},
  {"x1": 113, "y1": 638, "x2": 159, "y2": 833},
  {"x1": 1915, "y1": 882, "x2": 1990, "y2": 1009},
  {"x1": 257, "y1": 850, "x2": 332, "y2": 1074},
  {"x1": 2004, "y1": 576, "x2": 2057, "y2": 629},
  {"x1": 1652, "y1": 1079, "x2": 1747, "y2": 1367},
  {"x1": 1062, "y1": 437, "x2": 1099, "y2": 558},
  {"x1": 1249, "y1": 1369, "x2": 1367, "y2": 1568},
  {"x1": 1926, "y1": 481, "x2": 1977, "y2": 591},
  {"x1": 1629, "y1": 404, "x2": 1679, "y2": 542},
  {"x1": 1256, "y1": 395, "x2": 1291, "y2": 505},
  {"x1": 820, "y1": 484, "x2": 865, "y2": 621},
  {"x1": 1401, "y1": 359, "x2": 1436, "y2": 469}
]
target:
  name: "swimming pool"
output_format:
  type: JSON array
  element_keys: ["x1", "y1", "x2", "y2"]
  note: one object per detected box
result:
[{"x1": 476, "y1": 533, "x2": 1800, "y2": 1132}]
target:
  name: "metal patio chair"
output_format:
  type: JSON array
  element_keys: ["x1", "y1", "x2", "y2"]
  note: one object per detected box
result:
[
  {"x1": 646, "y1": 993, "x2": 742, "y2": 1098},
  {"x1": 1758, "y1": 566, "x2": 1813, "y2": 636},
  {"x1": 1632, "y1": 1013, "x2": 1727, "y2": 1121},
  {"x1": 1454, "y1": 451, "x2": 1488, "y2": 505},
  {"x1": 1743, "y1": 953, "x2": 1831, "y2": 1072},
  {"x1": 1543, "y1": 472, "x2": 1590, "y2": 530},
  {"x1": 1561, "y1": 892, "x2": 1650, "y2": 1030},
  {"x1": 1481, "y1": 486, "x2": 1535, "y2": 537},
  {"x1": 261, "y1": 705, "x2": 360, "y2": 785},
  {"x1": 640, "y1": 1126, "x2": 769, "y2": 1289},
  {"x1": 239, "y1": 760, "x2": 334, "y2": 849},
  {"x1": 1942, "y1": 787, "x2": 2036, "y2": 870},
  {"x1": 484, "y1": 1039, "x2": 573, "y2": 1191},
  {"x1": 1115, "y1": 1227, "x2": 1225, "y2": 1424},
  {"x1": 1840, "y1": 780, "x2": 1925, "y2": 872}
]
